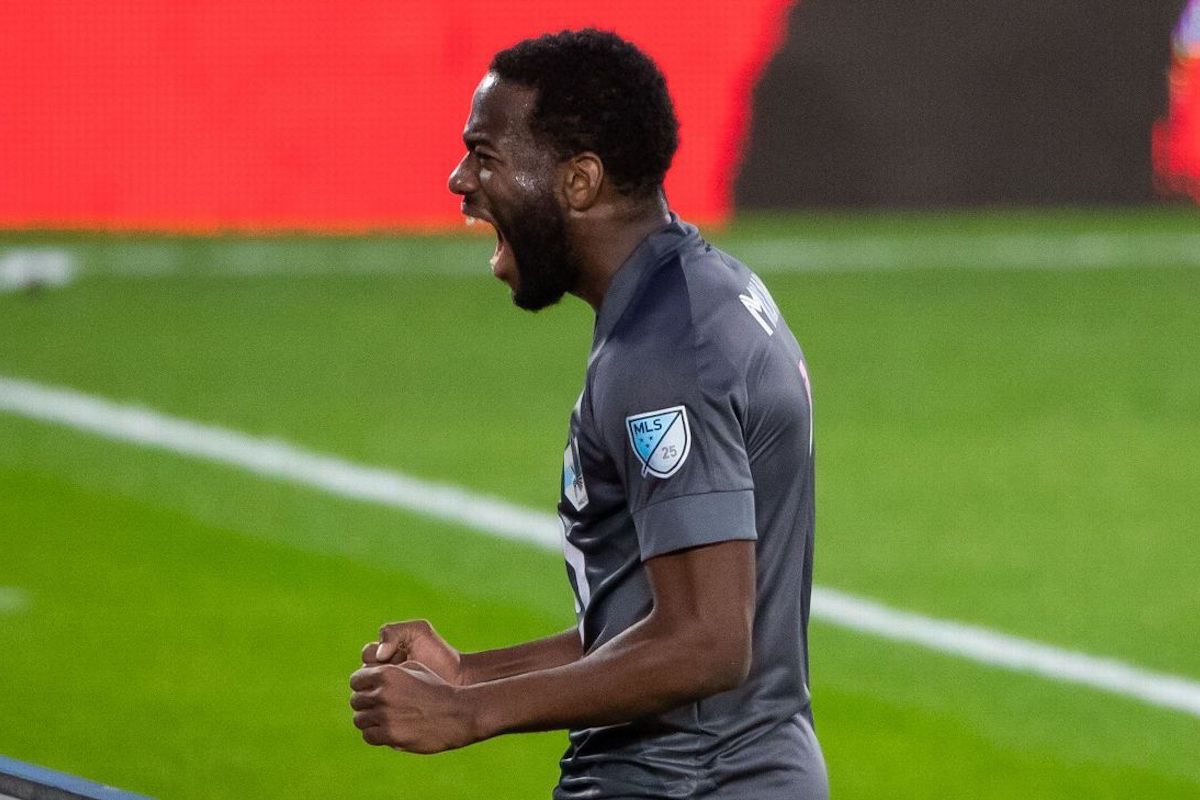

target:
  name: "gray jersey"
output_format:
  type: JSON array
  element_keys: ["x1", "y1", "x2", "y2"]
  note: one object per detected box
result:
[{"x1": 555, "y1": 217, "x2": 828, "y2": 799}]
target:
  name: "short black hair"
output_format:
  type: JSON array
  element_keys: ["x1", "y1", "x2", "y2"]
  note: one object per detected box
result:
[{"x1": 490, "y1": 29, "x2": 680, "y2": 197}]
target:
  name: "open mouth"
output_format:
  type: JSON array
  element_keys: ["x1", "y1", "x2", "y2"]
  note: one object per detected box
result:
[{"x1": 464, "y1": 209, "x2": 514, "y2": 279}]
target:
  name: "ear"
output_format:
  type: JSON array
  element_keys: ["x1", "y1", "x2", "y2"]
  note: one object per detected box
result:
[{"x1": 561, "y1": 152, "x2": 604, "y2": 212}]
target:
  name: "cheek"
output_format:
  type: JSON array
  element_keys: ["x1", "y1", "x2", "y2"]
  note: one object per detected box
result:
[{"x1": 513, "y1": 172, "x2": 543, "y2": 193}]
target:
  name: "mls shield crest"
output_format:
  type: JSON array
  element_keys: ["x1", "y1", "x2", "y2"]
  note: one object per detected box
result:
[{"x1": 626, "y1": 405, "x2": 691, "y2": 478}]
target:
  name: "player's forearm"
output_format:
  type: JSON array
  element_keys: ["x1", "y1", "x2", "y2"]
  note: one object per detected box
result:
[
  {"x1": 459, "y1": 628, "x2": 583, "y2": 685},
  {"x1": 463, "y1": 613, "x2": 747, "y2": 737}
]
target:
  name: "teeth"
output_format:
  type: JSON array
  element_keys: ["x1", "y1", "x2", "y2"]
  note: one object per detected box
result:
[
  {"x1": 464, "y1": 216, "x2": 477, "y2": 226},
  {"x1": 489, "y1": 252, "x2": 500, "y2": 268}
]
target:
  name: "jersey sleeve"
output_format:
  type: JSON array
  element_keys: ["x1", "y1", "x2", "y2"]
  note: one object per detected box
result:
[{"x1": 598, "y1": 326, "x2": 758, "y2": 561}]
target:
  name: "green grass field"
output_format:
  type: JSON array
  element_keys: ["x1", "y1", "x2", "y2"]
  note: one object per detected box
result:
[{"x1": 1, "y1": 210, "x2": 1198, "y2": 798}]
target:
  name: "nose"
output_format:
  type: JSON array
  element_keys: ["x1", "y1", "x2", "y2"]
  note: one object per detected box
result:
[{"x1": 448, "y1": 153, "x2": 478, "y2": 196}]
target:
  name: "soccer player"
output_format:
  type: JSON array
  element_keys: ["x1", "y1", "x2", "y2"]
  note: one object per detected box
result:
[{"x1": 350, "y1": 29, "x2": 828, "y2": 799}]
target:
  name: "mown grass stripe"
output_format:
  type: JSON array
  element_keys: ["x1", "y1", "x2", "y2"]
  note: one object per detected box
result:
[
  {"x1": 3, "y1": 373, "x2": 1198, "y2": 719},
  {"x1": 0, "y1": 587, "x2": 29, "y2": 614}
]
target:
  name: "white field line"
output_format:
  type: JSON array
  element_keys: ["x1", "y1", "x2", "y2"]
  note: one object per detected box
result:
[
  {"x1": 0, "y1": 375, "x2": 556, "y2": 550},
  {"x1": 813, "y1": 588, "x2": 1200, "y2": 717},
  {"x1": 0, "y1": 249, "x2": 77, "y2": 292},
  {"x1": 2, "y1": 374, "x2": 1199, "y2": 719},
  {"x1": 0, "y1": 587, "x2": 29, "y2": 614},
  {"x1": 3, "y1": 230, "x2": 1199, "y2": 280},
  {"x1": 730, "y1": 230, "x2": 1200, "y2": 272}
]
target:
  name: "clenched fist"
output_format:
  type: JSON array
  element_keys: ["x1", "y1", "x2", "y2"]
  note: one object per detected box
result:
[
  {"x1": 360, "y1": 620, "x2": 466, "y2": 685},
  {"x1": 349, "y1": 662, "x2": 479, "y2": 754}
]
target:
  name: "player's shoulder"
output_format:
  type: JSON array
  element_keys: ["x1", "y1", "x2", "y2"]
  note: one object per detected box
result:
[
  {"x1": 617, "y1": 229, "x2": 780, "y2": 362},
  {"x1": 679, "y1": 238, "x2": 772, "y2": 333},
  {"x1": 628, "y1": 237, "x2": 787, "y2": 379}
]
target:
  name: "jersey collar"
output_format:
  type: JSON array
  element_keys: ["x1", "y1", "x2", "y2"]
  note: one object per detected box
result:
[{"x1": 593, "y1": 212, "x2": 697, "y2": 342}]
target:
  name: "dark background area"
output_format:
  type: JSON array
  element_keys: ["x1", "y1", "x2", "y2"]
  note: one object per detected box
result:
[{"x1": 736, "y1": 0, "x2": 1190, "y2": 208}]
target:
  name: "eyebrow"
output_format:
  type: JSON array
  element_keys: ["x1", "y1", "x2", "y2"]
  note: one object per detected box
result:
[{"x1": 463, "y1": 132, "x2": 494, "y2": 149}]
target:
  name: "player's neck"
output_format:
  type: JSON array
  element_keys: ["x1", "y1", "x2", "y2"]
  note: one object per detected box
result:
[{"x1": 570, "y1": 193, "x2": 670, "y2": 312}]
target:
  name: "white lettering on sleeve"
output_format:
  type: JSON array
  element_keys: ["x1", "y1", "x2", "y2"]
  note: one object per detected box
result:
[{"x1": 739, "y1": 274, "x2": 780, "y2": 335}]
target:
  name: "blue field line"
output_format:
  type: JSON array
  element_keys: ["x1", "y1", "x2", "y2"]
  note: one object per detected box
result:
[{"x1": 2, "y1": 373, "x2": 1199, "y2": 720}]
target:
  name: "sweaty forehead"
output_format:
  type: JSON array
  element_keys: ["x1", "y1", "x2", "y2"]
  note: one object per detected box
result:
[{"x1": 463, "y1": 73, "x2": 538, "y2": 146}]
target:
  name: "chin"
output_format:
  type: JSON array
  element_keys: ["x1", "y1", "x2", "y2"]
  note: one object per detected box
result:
[
  {"x1": 507, "y1": 251, "x2": 576, "y2": 311},
  {"x1": 513, "y1": 289, "x2": 565, "y2": 312}
]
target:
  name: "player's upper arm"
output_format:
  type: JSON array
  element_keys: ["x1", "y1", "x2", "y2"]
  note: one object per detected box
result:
[{"x1": 643, "y1": 539, "x2": 756, "y2": 692}]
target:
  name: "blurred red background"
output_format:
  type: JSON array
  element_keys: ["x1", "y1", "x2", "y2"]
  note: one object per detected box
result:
[
  {"x1": 0, "y1": 1, "x2": 792, "y2": 231},
  {"x1": 1153, "y1": 0, "x2": 1200, "y2": 202}
]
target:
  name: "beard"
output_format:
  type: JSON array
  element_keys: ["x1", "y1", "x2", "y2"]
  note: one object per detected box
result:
[{"x1": 496, "y1": 191, "x2": 580, "y2": 312}]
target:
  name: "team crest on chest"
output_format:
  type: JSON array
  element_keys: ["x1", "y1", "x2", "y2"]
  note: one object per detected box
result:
[
  {"x1": 626, "y1": 405, "x2": 691, "y2": 478},
  {"x1": 562, "y1": 435, "x2": 589, "y2": 511}
]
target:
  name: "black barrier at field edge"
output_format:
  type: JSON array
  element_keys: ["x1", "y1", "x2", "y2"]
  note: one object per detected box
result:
[{"x1": 0, "y1": 755, "x2": 155, "y2": 800}]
